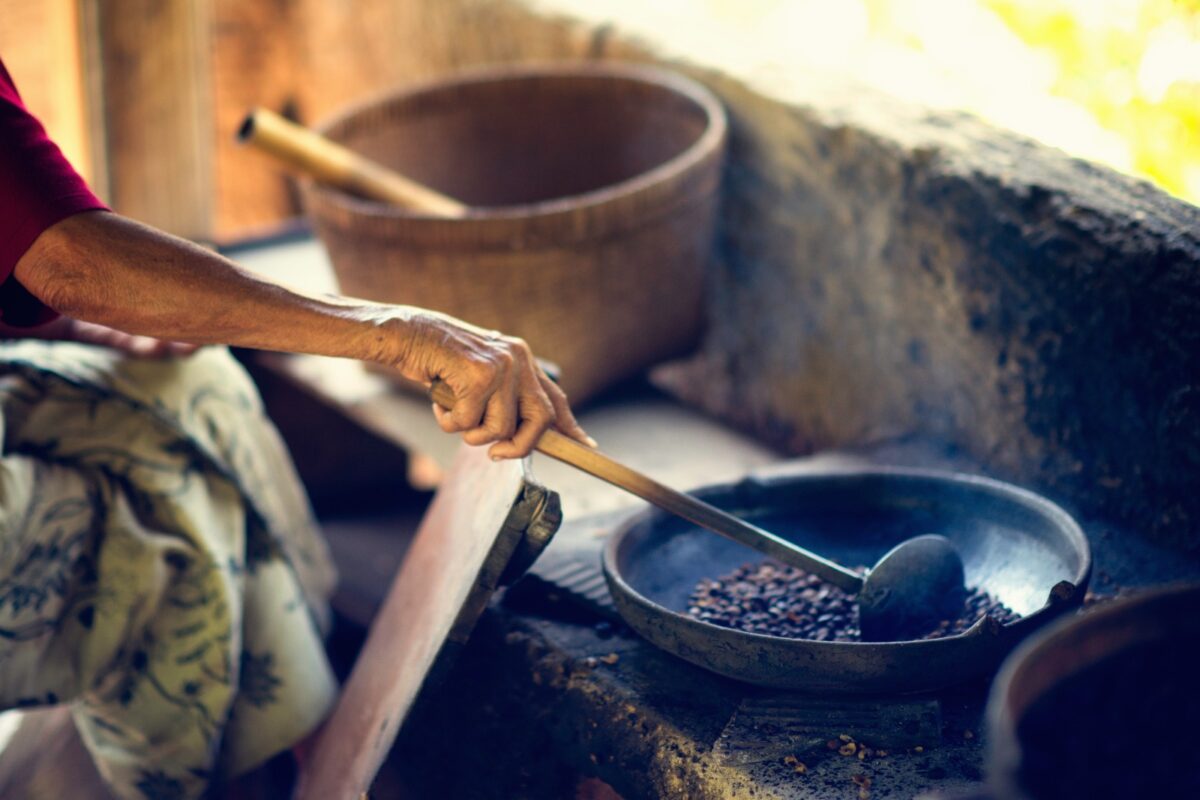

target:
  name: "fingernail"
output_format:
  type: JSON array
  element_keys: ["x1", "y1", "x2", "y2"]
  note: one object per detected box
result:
[
  {"x1": 585, "y1": 436, "x2": 599, "y2": 448},
  {"x1": 491, "y1": 454, "x2": 502, "y2": 462}
]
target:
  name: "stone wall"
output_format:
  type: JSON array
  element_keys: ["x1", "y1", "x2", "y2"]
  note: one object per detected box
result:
[
  {"x1": 307, "y1": 0, "x2": 1200, "y2": 550},
  {"x1": 653, "y1": 77, "x2": 1200, "y2": 552}
]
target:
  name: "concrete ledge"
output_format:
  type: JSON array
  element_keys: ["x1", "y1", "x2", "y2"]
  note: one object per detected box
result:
[{"x1": 654, "y1": 76, "x2": 1200, "y2": 552}]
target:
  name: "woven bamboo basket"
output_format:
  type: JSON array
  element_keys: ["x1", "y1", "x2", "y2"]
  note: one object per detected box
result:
[{"x1": 300, "y1": 63, "x2": 727, "y2": 403}]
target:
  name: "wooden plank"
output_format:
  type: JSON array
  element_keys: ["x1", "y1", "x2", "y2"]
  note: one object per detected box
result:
[
  {"x1": 293, "y1": 444, "x2": 557, "y2": 799},
  {"x1": 82, "y1": 0, "x2": 214, "y2": 239}
]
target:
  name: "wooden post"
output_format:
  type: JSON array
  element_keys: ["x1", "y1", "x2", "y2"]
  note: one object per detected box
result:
[{"x1": 78, "y1": 0, "x2": 215, "y2": 240}]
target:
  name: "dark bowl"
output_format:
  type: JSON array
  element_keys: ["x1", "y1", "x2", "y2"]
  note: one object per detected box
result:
[
  {"x1": 986, "y1": 583, "x2": 1200, "y2": 799},
  {"x1": 602, "y1": 467, "x2": 1091, "y2": 693}
]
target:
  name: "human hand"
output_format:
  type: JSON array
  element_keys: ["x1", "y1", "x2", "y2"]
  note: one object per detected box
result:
[
  {"x1": 0, "y1": 316, "x2": 200, "y2": 358},
  {"x1": 381, "y1": 309, "x2": 594, "y2": 459}
]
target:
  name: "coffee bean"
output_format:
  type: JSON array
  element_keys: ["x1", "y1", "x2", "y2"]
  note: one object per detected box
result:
[{"x1": 686, "y1": 559, "x2": 1020, "y2": 641}]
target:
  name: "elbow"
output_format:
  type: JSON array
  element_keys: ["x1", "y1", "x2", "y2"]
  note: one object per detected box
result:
[{"x1": 13, "y1": 214, "x2": 109, "y2": 319}]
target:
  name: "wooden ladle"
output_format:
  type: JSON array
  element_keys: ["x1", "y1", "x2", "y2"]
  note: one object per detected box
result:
[
  {"x1": 239, "y1": 107, "x2": 967, "y2": 641},
  {"x1": 238, "y1": 107, "x2": 468, "y2": 215}
]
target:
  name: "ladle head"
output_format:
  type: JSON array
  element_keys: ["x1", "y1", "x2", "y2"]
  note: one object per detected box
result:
[{"x1": 858, "y1": 534, "x2": 967, "y2": 642}]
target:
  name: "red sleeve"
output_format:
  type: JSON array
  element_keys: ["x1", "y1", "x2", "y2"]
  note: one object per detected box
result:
[{"x1": 0, "y1": 57, "x2": 108, "y2": 326}]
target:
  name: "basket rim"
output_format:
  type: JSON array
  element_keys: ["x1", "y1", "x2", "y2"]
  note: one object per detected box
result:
[{"x1": 301, "y1": 61, "x2": 728, "y2": 237}]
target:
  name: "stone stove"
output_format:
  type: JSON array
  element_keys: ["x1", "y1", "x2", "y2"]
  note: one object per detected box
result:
[{"x1": 383, "y1": 442, "x2": 1198, "y2": 800}]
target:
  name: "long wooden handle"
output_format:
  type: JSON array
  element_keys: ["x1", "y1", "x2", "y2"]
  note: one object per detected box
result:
[
  {"x1": 430, "y1": 381, "x2": 864, "y2": 592},
  {"x1": 238, "y1": 107, "x2": 469, "y2": 217}
]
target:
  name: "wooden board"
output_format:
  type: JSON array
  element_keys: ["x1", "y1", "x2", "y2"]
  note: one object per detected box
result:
[{"x1": 293, "y1": 443, "x2": 558, "y2": 799}]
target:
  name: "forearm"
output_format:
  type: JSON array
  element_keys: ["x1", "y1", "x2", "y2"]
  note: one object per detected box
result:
[
  {"x1": 13, "y1": 210, "x2": 404, "y2": 363},
  {"x1": 11, "y1": 208, "x2": 593, "y2": 457}
]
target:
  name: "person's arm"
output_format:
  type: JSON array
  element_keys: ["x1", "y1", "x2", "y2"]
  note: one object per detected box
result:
[{"x1": 14, "y1": 209, "x2": 592, "y2": 459}]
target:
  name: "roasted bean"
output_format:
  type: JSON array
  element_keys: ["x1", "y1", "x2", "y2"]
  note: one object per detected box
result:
[{"x1": 686, "y1": 559, "x2": 1020, "y2": 641}]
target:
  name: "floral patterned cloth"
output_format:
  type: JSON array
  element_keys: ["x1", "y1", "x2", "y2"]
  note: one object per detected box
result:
[{"x1": 0, "y1": 342, "x2": 337, "y2": 799}]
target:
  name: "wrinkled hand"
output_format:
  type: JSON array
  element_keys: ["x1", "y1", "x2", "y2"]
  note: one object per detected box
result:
[
  {"x1": 0, "y1": 316, "x2": 200, "y2": 358},
  {"x1": 383, "y1": 309, "x2": 594, "y2": 460}
]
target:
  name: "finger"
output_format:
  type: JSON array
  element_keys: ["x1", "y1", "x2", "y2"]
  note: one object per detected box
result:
[
  {"x1": 443, "y1": 371, "x2": 497, "y2": 432},
  {"x1": 462, "y1": 380, "x2": 520, "y2": 446},
  {"x1": 140, "y1": 339, "x2": 199, "y2": 359},
  {"x1": 165, "y1": 341, "x2": 201, "y2": 357},
  {"x1": 98, "y1": 330, "x2": 170, "y2": 359},
  {"x1": 540, "y1": 374, "x2": 596, "y2": 448},
  {"x1": 138, "y1": 338, "x2": 180, "y2": 359},
  {"x1": 127, "y1": 336, "x2": 164, "y2": 358},
  {"x1": 488, "y1": 389, "x2": 554, "y2": 460},
  {"x1": 432, "y1": 402, "x2": 458, "y2": 433}
]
